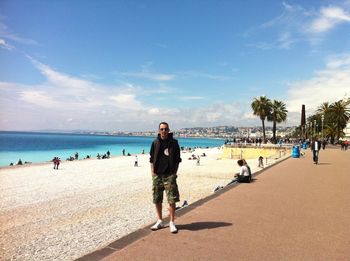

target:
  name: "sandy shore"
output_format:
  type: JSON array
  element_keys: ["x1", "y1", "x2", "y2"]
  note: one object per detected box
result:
[{"x1": 0, "y1": 147, "x2": 288, "y2": 261}]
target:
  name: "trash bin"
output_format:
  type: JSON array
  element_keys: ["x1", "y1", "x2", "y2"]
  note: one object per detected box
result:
[
  {"x1": 292, "y1": 145, "x2": 300, "y2": 158},
  {"x1": 302, "y1": 142, "x2": 307, "y2": 150}
]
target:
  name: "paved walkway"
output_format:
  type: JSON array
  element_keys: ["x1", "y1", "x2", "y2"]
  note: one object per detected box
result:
[{"x1": 78, "y1": 147, "x2": 350, "y2": 261}]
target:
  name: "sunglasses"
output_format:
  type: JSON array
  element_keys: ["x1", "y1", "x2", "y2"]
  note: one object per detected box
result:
[{"x1": 159, "y1": 128, "x2": 169, "y2": 131}]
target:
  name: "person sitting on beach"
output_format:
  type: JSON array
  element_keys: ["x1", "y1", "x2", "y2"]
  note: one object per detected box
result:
[
  {"x1": 243, "y1": 159, "x2": 252, "y2": 181},
  {"x1": 235, "y1": 159, "x2": 251, "y2": 183},
  {"x1": 106, "y1": 150, "x2": 110, "y2": 158},
  {"x1": 134, "y1": 155, "x2": 138, "y2": 167},
  {"x1": 17, "y1": 159, "x2": 23, "y2": 165},
  {"x1": 97, "y1": 153, "x2": 101, "y2": 159}
]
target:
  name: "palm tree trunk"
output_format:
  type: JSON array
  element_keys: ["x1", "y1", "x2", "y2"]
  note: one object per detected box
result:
[
  {"x1": 272, "y1": 120, "x2": 276, "y2": 143},
  {"x1": 262, "y1": 119, "x2": 266, "y2": 143}
]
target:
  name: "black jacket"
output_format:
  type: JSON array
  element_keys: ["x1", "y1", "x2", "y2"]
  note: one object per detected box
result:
[
  {"x1": 311, "y1": 140, "x2": 321, "y2": 151},
  {"x1": 150, "y1": 133, "x2": 182, "y2": 174}
]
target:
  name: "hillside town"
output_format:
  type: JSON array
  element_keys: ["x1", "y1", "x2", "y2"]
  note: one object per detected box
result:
[{"x1": 88, "y1": 126, "x2": 296, "y2": 139}]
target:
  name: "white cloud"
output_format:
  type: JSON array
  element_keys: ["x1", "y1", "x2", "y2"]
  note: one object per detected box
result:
[
  {"x1": 179, "y1": 96, "x2": 205, "y2": 101},
  {"x1": 110, "y1": 94, "x2": 142, "y2": 110},
  {"x1": 286, "y1": 53, "x2": 350, "y2": 124},
  {"x1": 179, "y1": 71, "x2": 234, "y2": 81},
  {"x1": 19, "y1": 90, "x2": 59, "y2": 108},
  {"x1": 0, "y1": 38, "x2": 14, "y2": 50},
  {"x1": 277, "y1": 32, "x2": 296, "y2": 49},
  {"x1": 121, "y1": 71, "x2": 175, "y2": 81},
  {"x1": 0, "y1": 20, "x2": 38, "y2": 46},
  {"x1": 247, "y1": 3, "x2": 350, "y2": 50},
  {"x1": 308, "y1": 6, "x2": 350, "y2": 33},
  {"x1": 29, "y1": 57, "x2": 93, "y2": 89},
  {"x1": 0, "y1": 58, "x2": 254, "y2": 131}
]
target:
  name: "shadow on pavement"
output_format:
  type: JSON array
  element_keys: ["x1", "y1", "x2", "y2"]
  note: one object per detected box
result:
[
  {"x1": 177, "y1": 221, "x2": 232, "y2": 231},
  {"x1": 316, "y1": 162, "x2": 331, "y2": 165}
]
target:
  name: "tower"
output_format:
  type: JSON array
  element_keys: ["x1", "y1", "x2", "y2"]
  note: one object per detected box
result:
[{"x1": 301, "y1": 104, "x2": 306, "y2": 139}]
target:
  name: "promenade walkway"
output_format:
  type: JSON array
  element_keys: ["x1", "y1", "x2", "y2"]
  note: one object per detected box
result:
[{"x1": 79, "y1": 147, "x2": 350, "y2": 261}]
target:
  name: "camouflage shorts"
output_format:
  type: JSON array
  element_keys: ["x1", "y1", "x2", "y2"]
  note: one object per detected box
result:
[{"x1": 152, "y1": 174, "x2": 180, "y2": 204}]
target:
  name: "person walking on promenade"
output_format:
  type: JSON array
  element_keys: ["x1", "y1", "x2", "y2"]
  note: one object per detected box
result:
[
  {"x1": 311, "y1": 137, "x2": 321, "y2": 164},
  {"x1": 149, "y1": 122, "x2": 182, "y2": 233}
]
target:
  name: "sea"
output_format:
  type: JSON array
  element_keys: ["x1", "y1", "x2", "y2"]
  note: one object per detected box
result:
[{"x1": 0, "y1": 131, "x2": 224, "y2": 167}]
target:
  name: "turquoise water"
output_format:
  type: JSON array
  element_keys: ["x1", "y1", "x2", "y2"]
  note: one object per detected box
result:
[{"x1": 0, "y1": 131, "x2": 224, "y2": 167}]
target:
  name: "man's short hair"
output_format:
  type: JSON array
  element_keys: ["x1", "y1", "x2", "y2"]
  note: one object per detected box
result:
[
  {"x1": 159, "y1": 122, "x2": 169, "y2": 129},
  {"x1": 237, "y1": 159, "x2": 244, "y2": 166}
]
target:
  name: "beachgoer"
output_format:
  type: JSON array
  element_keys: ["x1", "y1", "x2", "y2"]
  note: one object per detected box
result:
[
  {"x1": 258, "y1": 156, "x2": 264, "y2": 168},
  {"x1": 52, "y1": 157, "x2": 57, "y2": 169},
  {"x1": 134, "y1": 155, "x2": 138, "y2": 167},
  {"x1": 196, "y1": 155, "x2": 200, "y2": 166},
  {"x1": 235, "y1": 159, "x2": 250, "y2": 183},
  {"x1": 311, "y1": 137, "x2": 321, "y2": 164},
  {"x1": 75, "y1": 152, "x2": 79, "y2": 160},
  {"x1": 149, "y1": 122, "x2": 181, "y2": 233},
  {"x1": 243, "y1": 159, "x2": 252, "y2": 181},
  {"x1": 17, "y1": 159, "x2": 23, "y2": 165},
  {"x1": 107, "y1": 150, "x2": 110, "y2": 158},
  {"x1": 122, "y1": 149, "x2": 125, "y2": 156},
  {"x1": 54, "y1": 157, "x2": 61, "y2": 170}
]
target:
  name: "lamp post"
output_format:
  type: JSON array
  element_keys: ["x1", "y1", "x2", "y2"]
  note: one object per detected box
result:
[
  {"x1": 321, "y1": 115, "x2": 324, "y2": 139},
  {"x1": 314, "y1": 119, "x2": 316, "y2": 136}
]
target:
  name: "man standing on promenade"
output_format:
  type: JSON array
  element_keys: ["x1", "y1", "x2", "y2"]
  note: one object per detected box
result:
[
  {"x1": 149, "y1": 122, "x2": 182, "y2": 233},
  {"x1": 311, "y1": 137, "x2": 321, "y2": 164}
]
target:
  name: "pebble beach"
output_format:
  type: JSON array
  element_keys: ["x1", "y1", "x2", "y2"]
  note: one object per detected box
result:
[{"x1": 0, "y1": 147, "x2": 286, "y2": 260}]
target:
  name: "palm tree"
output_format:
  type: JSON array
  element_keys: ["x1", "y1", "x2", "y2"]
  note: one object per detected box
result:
[
  {"x1": 267, "y1": 100, "x2": 288, "y2": 143},
  {"x1": 329, "y1": 99, "x2": 350, "y2": 140},
  {"x1": 324, "y1": 124, "x2": 338, "y2": 144},
  {"x1": 316, "y1": 102, "x2": 330, "y2": 115},
  {"x1": 251, "y1": 96, "x2": 272, "y2": 142}
]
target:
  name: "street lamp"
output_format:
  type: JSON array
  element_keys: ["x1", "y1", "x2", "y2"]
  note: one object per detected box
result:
[
  {"x1": 321, "y1": 115, "x2": 325, "y2": 139},
  {"x1": 314, "y1": 119, "x2": 316, "y2": 136}
]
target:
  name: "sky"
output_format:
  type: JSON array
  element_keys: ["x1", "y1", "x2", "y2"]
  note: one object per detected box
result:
[{"x1": 1, "y1": 0, "x2": 350, "y2": 132}]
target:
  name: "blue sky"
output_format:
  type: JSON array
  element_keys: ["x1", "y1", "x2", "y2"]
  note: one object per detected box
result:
[{"x1": 1, "y1": 0, "x2": 350, "y2": 131}]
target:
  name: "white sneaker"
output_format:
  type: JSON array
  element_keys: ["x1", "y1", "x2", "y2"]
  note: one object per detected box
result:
[
  {"x1": 169, "y1": 221, "x2": 178, "y2": 233},
  {"x1": 150, "y1": 220, "x2": 163, "y2": 231}
]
